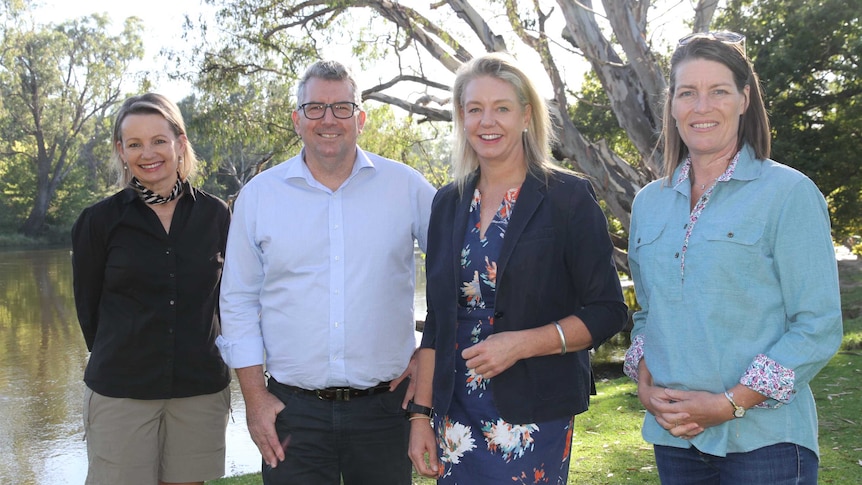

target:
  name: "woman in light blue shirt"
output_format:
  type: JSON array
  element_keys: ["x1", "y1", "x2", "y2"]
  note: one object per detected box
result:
[{"x1": 624, "y1": 31, "x2": 842, "y2": 484}]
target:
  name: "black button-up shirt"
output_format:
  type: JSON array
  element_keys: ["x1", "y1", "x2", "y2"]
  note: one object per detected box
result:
[{"x1": 71, "y1": 184, "x2": 230, "y2": 399}]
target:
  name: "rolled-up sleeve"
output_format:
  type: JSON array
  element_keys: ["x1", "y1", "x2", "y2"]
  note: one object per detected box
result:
[
  {"x1": 747, "y1": 178, "x2": 842, "y2": 400},
  {"x1": 218, "y1": 187, "x2": 267, "y2": 369},
  {"x1": 568, "y1": 181, "x2": 629, "y2": 348}
]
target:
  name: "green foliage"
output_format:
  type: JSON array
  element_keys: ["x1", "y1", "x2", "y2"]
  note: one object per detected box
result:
[
  {"x1": 718, "y1": 0, "x2": 862, "y2": 240},
  {"x1": 0, "y1": 12, "x2": 144, "y2": 235},
  {"x1": 181, "y1": 79, "x2": 301, "y2": 202},
  {"x1": 359, "y1": 104, "x2": 452, "y2": 189}
]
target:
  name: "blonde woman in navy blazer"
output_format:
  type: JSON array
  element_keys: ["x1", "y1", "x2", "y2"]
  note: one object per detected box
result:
[{"x1": 407, "y1": 53, "x2": 627, "y2": 484}]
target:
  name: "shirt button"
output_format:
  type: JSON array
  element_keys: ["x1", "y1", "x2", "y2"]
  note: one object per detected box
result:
[
  {"x1": 169, "y1": 300, "x2": 175, "y2": 305},
  {"x1": 674, "y1": 252, "x2": 679, "y2": 258},
  {"x1": 727, "y1": 232, "x2": 734, "y2": 238},
  {"x1": 169, "y1": 273, "x2": 175, "y2": 278},
  {"x1": 335, "y1": 256, "x2": 340, "y2": 261}
]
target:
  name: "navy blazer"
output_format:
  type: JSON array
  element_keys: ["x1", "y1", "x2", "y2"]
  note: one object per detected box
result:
[{"x1": 421, "y1": 170, "x2": 627, "y2": 423}]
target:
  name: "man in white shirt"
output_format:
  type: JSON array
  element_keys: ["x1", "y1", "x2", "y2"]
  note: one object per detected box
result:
[{"x1": 218, "y1": 60, "x2": 436, "y2": 484}]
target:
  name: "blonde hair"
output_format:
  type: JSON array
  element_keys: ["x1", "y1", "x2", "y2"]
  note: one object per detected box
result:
[
  {"x1": 111, "y1": 93, "x2": 197, "y2": 186},
  {"x1": 451, "y1": 52, "x2": 559, "y2": 192}
]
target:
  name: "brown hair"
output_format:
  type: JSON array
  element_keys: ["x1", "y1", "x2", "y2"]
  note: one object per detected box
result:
[
  {"x1": 296, "y1": 60, "x2": 362, "y2": 106},
  {"x1": 660, "y1": 33, "x2": 771, "y2": 179}
]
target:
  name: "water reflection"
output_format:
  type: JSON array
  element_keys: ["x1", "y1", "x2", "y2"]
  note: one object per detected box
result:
[{"x1": 0, "y1": 249, "x2": 259, "y2": 484}]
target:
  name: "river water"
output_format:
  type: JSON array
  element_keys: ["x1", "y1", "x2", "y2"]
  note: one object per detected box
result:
[
  {"x1": 0, "y1": 248, "x2": 262, "y2": 483},
  {"x1": 0, "y1": 248, "x2": 429, "y2": 484}
]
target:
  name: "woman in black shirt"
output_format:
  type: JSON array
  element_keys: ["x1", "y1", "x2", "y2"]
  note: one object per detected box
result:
[{"x1": 71, "y1": 93, "x2": 231, "y2": 485}]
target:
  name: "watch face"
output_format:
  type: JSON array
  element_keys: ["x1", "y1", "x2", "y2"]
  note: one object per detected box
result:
[{"x1": 734, "y1": 407, "x2": 746, "y2": 418}]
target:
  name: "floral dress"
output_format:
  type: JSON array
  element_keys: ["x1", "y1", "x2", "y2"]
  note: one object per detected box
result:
[{"x1": 434, "y1": 187, "x2": 574, "y2": 484}]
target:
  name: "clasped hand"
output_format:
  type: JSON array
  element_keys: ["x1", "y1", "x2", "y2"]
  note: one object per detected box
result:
[{"x1": 638, "y1": 382, "x2": 733, "y2": 440}]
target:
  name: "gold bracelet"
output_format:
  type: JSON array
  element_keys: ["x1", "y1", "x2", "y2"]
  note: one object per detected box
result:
[
  {"x1": 553, "y1": 321, "x2": 567, "y2": 356},
  {"x1": 409, "y1": 415, "x2": 432, "y2": 421}
]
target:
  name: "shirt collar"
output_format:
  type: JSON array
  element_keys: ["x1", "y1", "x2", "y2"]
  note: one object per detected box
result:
[
  {"x1": 286, "y1": 146, "x2": 376, "y2": 188},
  {"x1": 672, "y1": 143, "x2": 761, "y2": 190}
]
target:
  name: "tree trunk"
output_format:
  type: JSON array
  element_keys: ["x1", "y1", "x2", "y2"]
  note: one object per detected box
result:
[{"x1": 19, "y1": 185, "x2": 52, "y2": 237}]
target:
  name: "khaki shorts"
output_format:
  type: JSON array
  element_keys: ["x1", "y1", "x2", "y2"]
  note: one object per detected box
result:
[{"x1": 83, "y1": 386, "x2": 231, "y2": 485}]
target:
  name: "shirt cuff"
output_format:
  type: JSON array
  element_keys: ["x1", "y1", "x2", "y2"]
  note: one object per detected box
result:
[
  {"x1": 739, "y1": 353, "x2": 796, "y2": 407},
  {"x1": 216, "y1": 334, "x2": 265, "y2": 369},
  {"x1": 624, "y1": 334, "x2": 645, "y2": 382}
]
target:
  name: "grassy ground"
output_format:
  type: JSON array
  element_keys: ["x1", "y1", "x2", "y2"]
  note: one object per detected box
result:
[{"x1": 209, "y1": 258, "x2": 862, "y2": 485}]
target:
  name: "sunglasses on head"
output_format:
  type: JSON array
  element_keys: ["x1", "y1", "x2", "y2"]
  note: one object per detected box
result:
[{"x1": 678, "y1": 31, "x2": 746, "y2": 53}]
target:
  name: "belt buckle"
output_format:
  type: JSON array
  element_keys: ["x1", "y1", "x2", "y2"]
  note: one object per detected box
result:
[{"x1": 337, "y1": 388, "x2": 350, "y2": 401}]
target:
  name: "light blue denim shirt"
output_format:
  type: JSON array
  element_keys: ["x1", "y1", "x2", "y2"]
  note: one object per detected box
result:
[{"x1": 627, "y1": 144, "x2": 842, "y2": 457}]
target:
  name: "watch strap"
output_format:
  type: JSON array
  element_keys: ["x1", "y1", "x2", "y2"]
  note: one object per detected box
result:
[
  {"x1": 724, "y1": 391, "x2": 745, "y2": 418},
  {"x1": 405, "y1": 401, "x2": 433, "y2": 417}
]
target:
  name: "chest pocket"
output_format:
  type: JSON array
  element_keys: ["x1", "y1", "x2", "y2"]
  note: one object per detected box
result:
[
  {"x1": 631, "y1": 222, "x2": 681, "y2": 301},
  {"x1": 632, "y1": 223, "x2": 665, "y2": 251},
  {"x1": 700, "y1": 220, "x2": 765, "y2": 248},
  {"x1": 696, "y1": 219, "x2": 768, "y2": 294}
]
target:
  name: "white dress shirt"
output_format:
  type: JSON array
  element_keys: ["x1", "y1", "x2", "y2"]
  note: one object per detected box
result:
[{"x1": 217, "y1": 147, "x2": 436, "y2": 389}]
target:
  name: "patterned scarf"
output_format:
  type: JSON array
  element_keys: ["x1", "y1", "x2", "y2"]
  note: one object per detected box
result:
[{"x1": 129, "y1": 174, "x2": 183, "y2": 205}]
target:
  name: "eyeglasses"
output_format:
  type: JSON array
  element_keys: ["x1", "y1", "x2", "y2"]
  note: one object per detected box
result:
[
  {"x1": 678, "y1": 31, "x2": 746, "y2": 52},
  {"x1": 298, "y1": 102, "x2": 359, "y2": 120}
]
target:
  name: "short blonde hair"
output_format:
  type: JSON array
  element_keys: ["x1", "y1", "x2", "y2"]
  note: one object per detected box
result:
[{"x1": 111, "y1": 93, "x2": 197, "y2": 186}]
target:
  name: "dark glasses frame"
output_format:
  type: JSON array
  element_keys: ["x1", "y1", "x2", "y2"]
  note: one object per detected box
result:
[{"x1": 298, "y1": 102, "x2": 360, "y2": 120}]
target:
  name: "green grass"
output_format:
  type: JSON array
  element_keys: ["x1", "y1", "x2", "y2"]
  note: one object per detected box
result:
[{"x1": 209, "y1": 259, "x2": 862, "y2": 485}]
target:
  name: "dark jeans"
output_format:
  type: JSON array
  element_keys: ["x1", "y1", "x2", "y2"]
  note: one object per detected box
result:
[
  {"x1": 654, "y1": 443, "x2": 818, "y2": 484},
  {"x1": 263, "y1": 378, "x2": 411, "y2": 485}
]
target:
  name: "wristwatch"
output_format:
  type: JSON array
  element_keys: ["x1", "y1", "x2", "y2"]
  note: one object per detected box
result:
[
  {"x1": 405, "y1": 400, "x2": 433, "y2": 418},
  {"x1": 724, "y1": 391, "x2": 746, "y2": 418}
]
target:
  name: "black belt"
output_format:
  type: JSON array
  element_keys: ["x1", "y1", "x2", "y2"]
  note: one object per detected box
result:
[{"x1": 271, "y1": 378, "x2": 391, "y2": 401}]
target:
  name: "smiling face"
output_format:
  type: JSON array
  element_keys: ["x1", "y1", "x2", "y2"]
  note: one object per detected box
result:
[
  {"x1": 671, "y1": 58, "x2": 750, "y2": 161},
  {"x1": 117, "y1": 113, "x2": 186, "y2": 193},
  {"x1": 461, "y1": 75, "x2": 531, "y2": 169},
  {"x1": 292, "y1": 77, "x2": 366, "y2": 170}
]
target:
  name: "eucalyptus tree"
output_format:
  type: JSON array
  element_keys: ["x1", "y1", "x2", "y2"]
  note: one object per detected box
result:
[{"x1": 0, "y1": 13, "x2": 143, "y2": 236}]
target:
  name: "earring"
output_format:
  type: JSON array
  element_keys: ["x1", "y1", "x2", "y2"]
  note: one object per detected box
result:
[
  {"x1": 123, "y1": 164, "x2": 128, "y2": 171},
  {"x1": 523, "y1": 128, "x2": 528, "y2": 133}
]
